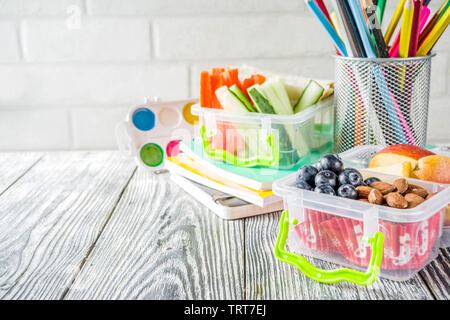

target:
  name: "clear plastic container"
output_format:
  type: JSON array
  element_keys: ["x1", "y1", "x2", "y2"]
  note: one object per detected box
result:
[
  {"x1": 339, "y1": 145, "x2": 450, "y2": 248},
  {"x1": 190, "y1": 96, "x2": 334, "y2": 170},
  {"x1": 273, "y1": 165, "x2": 449, "y2": 283}
]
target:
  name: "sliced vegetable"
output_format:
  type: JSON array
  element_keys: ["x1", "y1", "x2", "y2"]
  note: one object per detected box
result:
[
  {"x1": 260, "y1": 79, "x2": 293, "y2": 115},
  {"x1": 247, "y1": 85, "x2": 276, "y2": 114},
  {"x1": 200, "y1": 71, "x2": 213, "y2": 108},
  {"x1": 210, "y1": 73, "x2": 224, "y2": 108},
  {"x1": 294, "y1": 80, "x2": 325, "y2": 113},
  {"x1": 215, "y1": 86, "x2": 249, "y2": 114},
  {"x1": 229, "y1": 84, "x2": 256, "y2": 112}
]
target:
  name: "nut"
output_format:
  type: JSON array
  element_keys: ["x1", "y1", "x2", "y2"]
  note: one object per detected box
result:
[
  {"x1": 368, "y1": 189, "x2": 384, "y2": 205},
  {"x1": 359, "y1": 198, "x2": 370, "y2": 203},
  {"x1": 405, "y1": 193, "x2": 425, "y2": 208},
  {"x1": 370, "y1": 181, "x2": 395, "y2": 195},
  {"x1": 393, "y1": 178, "x2": 408, "y2": 194},
  {"x1": 426, "y1": 192, "x2": 438, "y2": 200},
  {"x1": 410, "y1": 188, "x2": 428, "y2": 198},
  {"x1": 385, "y1": 192, "x2": 408, "y2": 209},
  {"x1": 356, "y1": 186, "x2": 373, "y2": 198}
]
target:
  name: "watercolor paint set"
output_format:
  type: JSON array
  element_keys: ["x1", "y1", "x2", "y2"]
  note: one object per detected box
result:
[{"x1": 115, "y1": 98, "x2": 199, "y2": 170}]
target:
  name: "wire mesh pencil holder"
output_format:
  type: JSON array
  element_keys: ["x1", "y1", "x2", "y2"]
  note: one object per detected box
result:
[{"x1": 334, "y1": 54, "x2": 435, "y2": 153}]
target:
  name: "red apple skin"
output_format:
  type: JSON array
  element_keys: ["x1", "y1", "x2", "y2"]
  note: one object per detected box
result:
[
  {"x1": 412, "y1": 155, "x2": 450, "y2": 184},
  {"x1": 369, "y1": 144, "x2": 435, "y2": 168}
]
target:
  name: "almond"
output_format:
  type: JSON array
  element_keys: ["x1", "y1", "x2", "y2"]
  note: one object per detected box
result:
[
  {"x1": 385, "y1": 192, "x2": 408, "y2": 209},
  {"x1": 404, "y1": 193, "x2": 425, "y2": 208},
  {"x1": 359, "y1": 198, "x2": 370, "y2": 203},
  {"x1": 370, "y1": 181, "x2": 395, "y2": 195},
  {"x1": 393, "y1": 178, "x2": 408, "y2": 194},
  {"x1": 356, "y1": 186, "x2": 373, "y2": 199},
  {"x1": 410, "y1": 188, "x2": 428, "y2": 198},
  {"x1": 426, "y1": 192, "x2": 438, "y2": 200},
  {"x1": 368, "y1": 189, "x2": 384, "y2": 205}
]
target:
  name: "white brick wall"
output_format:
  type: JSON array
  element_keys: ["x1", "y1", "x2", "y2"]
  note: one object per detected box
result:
[{"x1": 0, "y1": 0, "x2": 448, "y2": 150}]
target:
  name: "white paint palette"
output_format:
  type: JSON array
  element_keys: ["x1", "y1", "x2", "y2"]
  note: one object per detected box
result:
[{"x1": 116, "y1": 98, "x2": 199, "y2": 170}]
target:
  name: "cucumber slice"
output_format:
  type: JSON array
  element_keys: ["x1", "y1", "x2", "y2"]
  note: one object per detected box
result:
[
  {"x1": 215, "y1": 86, "x2": 248, "y2": 114},
  {"x1": 229, "y1": 84, "x2": 256, "y2": 112},
  {"x1": 294, "y1": 80, "x2": 324, "y2": 113},
  {"x1": 260, "y1": 79, "x2": 293, "y2": 115},
  {"x1": 247, "y1": 85, "x2": 276, "y2": 114}
]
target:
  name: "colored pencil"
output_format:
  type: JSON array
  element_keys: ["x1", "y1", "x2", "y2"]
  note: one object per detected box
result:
[
  {"x1": 363, "y1": 0, "x2": 389, "y2": 58},
  {"x1": 335, "y1": 0, "x2": 366, "y2": 57},
  {"x1": 330, "y1": 11, "x2": 344, "y2": 39},
  {"x1": 389, "y1": 5, "x2": 430, "y2": 57},
  {"x1": 417, "y1": 3, "x2": 450, "y2": 55},
  {"x1": 419, "y1": 0, "x2": 448, "y2": 44},
  {"x1": 385, "y1": 0, "x2": 406, "y2": 45},
  {"x1": 348, "y1": 0, "x2": 377, "y2": 58},
  {"x1": 409, "y1": 0, "x2": 424, "y2": 57},
  {"x1": 316, "y1": 0, "x2": 333, "y2": 23},
  {"x1": 304, "y1": 0, "x2": 348, "y2": 56},
  {"x1": 376, "y1": 0, "x2": 387, "y2": 24},
  {"x1": 399, "y1": 0, "x2": 415, "y2": 58}
]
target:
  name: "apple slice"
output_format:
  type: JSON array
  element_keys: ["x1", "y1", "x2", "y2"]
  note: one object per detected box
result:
[
  {"x1": 363, "y1": 161, "x2": 412, "y2": 178},
  {"x1": 369, "y1": 144, "x2": 435, "y2": 169},
  {"x1": 411, "y1": 155, "x2": 450, "y2": 184}
]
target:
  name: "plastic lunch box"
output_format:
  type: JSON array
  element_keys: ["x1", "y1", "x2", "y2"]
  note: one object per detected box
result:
[
  {"x1": 190, "y1": 96, "x2": 335, "y2": 170},
  {"x1": 273, "y1": 149, "x2": 450, "y2": 284},
  {"x1": 339, "y1": 145, "x2": 450, "y2": 248}
]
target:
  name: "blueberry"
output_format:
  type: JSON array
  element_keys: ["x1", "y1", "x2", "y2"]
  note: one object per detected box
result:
[
  {"x1": 314, "y1": 170, "x2": 338, "y2": 189},
  {"x1": 338, "y1": 168, "x2": 364, "y2": 187},
  {"x1": 296, "y1": 165, "x2": 318, "y2": 186},
  {"x1": 364, "y1": 177, "x2": 381, "y2": 186},
  {"x1": 337, "y1": 184, "x2": 358, "y2": 200},
  {"x1": 317, "y1": 154, "x2": 344, "y2": 174},
  {"x1": 314, "y1": 184, "x2": 336, "y2": 195},
  {"x1": 295, "y1": 180, "x2": 313, "y2": 191}
]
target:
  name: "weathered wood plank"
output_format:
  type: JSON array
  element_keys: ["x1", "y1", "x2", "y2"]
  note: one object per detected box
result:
[
  {"x1": 419, "y1": 247, "x2": 450, "y2": 300},
  {"x1": 245, "y1": 212, "x2": 435, "y2": 300},
  {"x1": 0, "y1": 153, "x2": 43, "y2": 195},
  {"x1": 64, "y1": 170, "x2": 245, "y2": 300},
  {"x1": 0, "y1": 151, "x2": 136, "y2": 299}
]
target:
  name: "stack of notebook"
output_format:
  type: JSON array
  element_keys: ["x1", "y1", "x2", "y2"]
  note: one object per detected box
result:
[{"x1": 164, "y1": 138, "x2": 299, "y2": 219}]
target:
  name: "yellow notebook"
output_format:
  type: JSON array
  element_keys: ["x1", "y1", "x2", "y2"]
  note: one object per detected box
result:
[{"x1": 165, "y1": 155, "x2": 280, "y2": 207}]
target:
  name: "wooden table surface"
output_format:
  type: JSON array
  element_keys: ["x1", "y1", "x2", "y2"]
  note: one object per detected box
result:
[{"x1": 0, "y1": 151, "x2": 448, "y2": 300}]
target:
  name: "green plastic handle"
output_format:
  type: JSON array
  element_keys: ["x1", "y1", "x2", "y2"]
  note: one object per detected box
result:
[
  {"x1": 274, "y1": 211, "x2": 384, "y2": 286},
  {"x1": 199, "y1": 125, "x2": 280, "y2": 167}
]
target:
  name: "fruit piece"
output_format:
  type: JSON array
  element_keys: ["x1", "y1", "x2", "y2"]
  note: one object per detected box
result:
[
  {"x1": 393, "y1": 178, "x2": 408, "y2": 194},
  {"x1": 317, "y1": 154, "x2": 344, "y2": 174},
  {"x1": 338, "y1": 168, "x2": 364, "y2": 187},
  {"x1": 369, "y1": 181, "x2": 395, "y2": 195},
  {"x1": 314, "y1": 185, "x2": 336, "y2": 195},
  {"x1": 296, "y1": 165, "x2": 319, "y2": 186},
  {"x1": 314, "y1": 170, "x2": 338, "y2": 189},
  {"x1": 369, "y1": 144, "x2": 434, "y2": 169},
  {"x1": 363, "y1": 161, "x2": 412, "y2": 177},
  {"x1": 404, "y1": 193, "x2": 425, "y2": 208},
  {"x1": 356, "y1": 185, "x2": 374, "y2": 198},
  {"x1": 364, "y1": 177, "x2": 380, "y2": 185},
  {"x1": 295, "y1": 180, "x2": 313, "y2": 191},
  {"x1": 368, "y1": 189, "x2": 384, "y2": 205},
  {"x1": 337, "y1": 184, "x2": 358, "y2": 199},
  {"x1": 385, "y1": 192, "x2": 408, "y2": 209},
  {"x1": 411, "y1": 155, "x2": 450, "y2": 184}
]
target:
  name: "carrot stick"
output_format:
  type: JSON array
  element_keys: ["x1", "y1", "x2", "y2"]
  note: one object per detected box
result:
[
  {"x1": 200, "y1": 71, "x2": 212, "y2": 108},
  {"x1": 210, "y1": 73, "x2": 223, "y2": 109},
  {"x1": 251, "y1": 74, "x2": 266, "y2": 85}
]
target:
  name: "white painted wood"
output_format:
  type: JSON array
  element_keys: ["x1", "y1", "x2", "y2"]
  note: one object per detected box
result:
[
  {"x1": 419, "y1": 248, "x2": 450, "y2": 300},
  {"x1": 245, "y1": 212, "x2": 435, "y2": 300},
  {"x1": 0, "y1": 152, "x2": 42, "y2": 194},
  {"x1": 0, "y1": 151, "x2": 136, "y2": 299},
  {"x1": 64, "y1": 170, "x2": 245, "y2": 300}
]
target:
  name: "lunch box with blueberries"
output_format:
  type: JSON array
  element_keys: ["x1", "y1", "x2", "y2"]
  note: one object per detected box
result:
[{"x1": 273, "y1": 152, "x2": 450, "y2": 285}]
